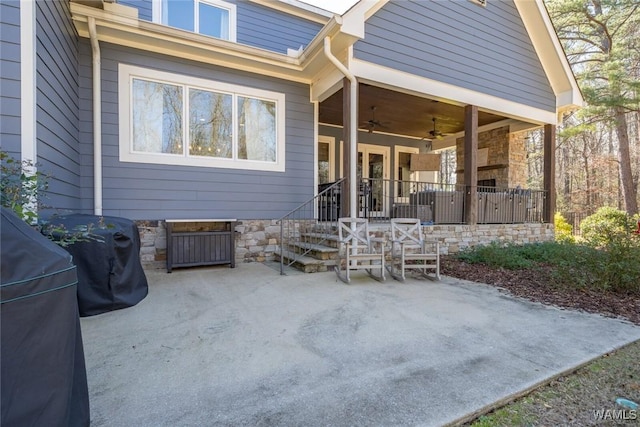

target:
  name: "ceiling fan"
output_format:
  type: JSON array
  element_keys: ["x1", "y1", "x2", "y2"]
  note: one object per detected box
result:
[
  {"x1": 362, "y1": 106, "x2": 388, "y2": 133},
  {"x1": 429, "y1": 117, "x2": 445, "y2": 139},
  {"x1": 422, "y1": 117, "x2": 446, "y2": 141}
]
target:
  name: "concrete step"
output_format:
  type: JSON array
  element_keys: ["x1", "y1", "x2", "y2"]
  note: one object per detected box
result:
[
  {"x1": 274, "y1": 248, "x2": 337, "y2": 273},
  {"x1": 300, "y1": 232, "x2": 341, "y2": 249},
  {"x1": 310, "y1": 223, "x2": 339, "y2": 233},
  {"x1": 287, "y1": 241, "x2": 339, "y2": 260}
]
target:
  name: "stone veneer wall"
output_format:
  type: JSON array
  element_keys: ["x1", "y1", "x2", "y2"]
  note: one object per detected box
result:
[
  {"x1": 456, "y1": 126, "x2": 528, "y2": 188},
  {"x1": 369, "y1": 223, "x2": 555, "y2": 255},
  {"x1": 136, "y1": 219, "x2": 283, "y2": 270},
  {"x1": 137, "y1": 220, "x2": 167, "y2": 270},
  {"x1": 136, "y1": 219, "x2": 554, "y2": 270},
  {"x1": 508, "y1": 131, "x2": 528, "y2": 187}
]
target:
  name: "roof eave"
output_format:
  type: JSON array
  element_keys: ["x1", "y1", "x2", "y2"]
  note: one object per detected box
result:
[
  {"x1": 514, "y1": 0, "x2": 584, "y2": 113},
  {"x1": 70, "y1": 1, "x2": 349, "y2": 84},
  {"x1": 247, "y1": 0, "x2": 333, "y2": 24}
]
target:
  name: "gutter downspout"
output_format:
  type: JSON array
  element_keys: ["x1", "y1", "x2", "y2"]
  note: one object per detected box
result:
[
  {"x1": 323, "y1": 36, "x2": 357, "y2": 219},
  {"x1": 88, "y1": 17, "x2": 103, "y2": 215}
]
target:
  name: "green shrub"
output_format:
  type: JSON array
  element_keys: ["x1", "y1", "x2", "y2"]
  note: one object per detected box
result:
[
  {"x1": 554, "y1": 212, "x2": 575, "y2": 244},
  {"x1": 458, "y1": 242, "x2": 543, "y2": 270},
  {"x1": 580, "y1": 206, "x2": 634, "y2": 247},
  {"x1": 597, "y1": 232, "x2": 640, "y2": 294},
  {"x1": 1, "y1": 151, "x2": 101, "y2": 247},
  {"x1": 456, "y1": 239, "x2": 640, "y2": 295},
  {"x1": 0, "y1": 151, "x2": 48, "y2": 224}
]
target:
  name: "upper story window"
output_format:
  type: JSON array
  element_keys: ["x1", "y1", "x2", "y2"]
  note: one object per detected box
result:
[
  {"x1": 154, "y1": 0, "x2": 237, "y2": 42},
  {"x1": 119, "y1": 64, "x2": 285, "y2": 172}
]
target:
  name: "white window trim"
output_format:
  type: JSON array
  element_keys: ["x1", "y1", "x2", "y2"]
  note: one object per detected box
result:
[
  {"x1": 152, "y1": 0, "x2": 237, "y2": 42},
  {"x1": 118, "y1": 63, "x2": 285, "y2": 172},
  {"x1": 318, "y1": 135, "x2": 336, "y2": 183},
  {"x1": 394, "y1": 145, "x2": 419, "y2": 203},
  {"x1": 393, "y1": 145, "x2": 419, "y2": 182}
]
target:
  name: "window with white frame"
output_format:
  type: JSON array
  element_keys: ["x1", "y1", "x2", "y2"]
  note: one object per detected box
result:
[
  {"x1": 119, "y1": 64, "x2": 285, "y2": 172},
  {"x1": 154, "y1": 0, "x2": 237, "y2": 41}
]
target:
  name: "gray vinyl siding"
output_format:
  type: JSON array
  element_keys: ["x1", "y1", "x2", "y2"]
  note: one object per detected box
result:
[
  {"x1": 119, "y1": 0, "x2": 152, "y2": 21},
  {"x1": 78, "y1": 41, "x2": 314, "y2": 220},
  {"x1": 36, "y1": 0, "x2": 81, "y2": 212},
  {"x1": 119, "y1": 0, "x2": 321, "y2": 54},
  {"x1": 354, "y1": 0, "x2": 556, "y2": 112},
  {"x1": 236, "y1": 2, "x2": 322, "y2": 53},
  {"x1": 0, "y1": 1, "x2": 21, "y2": 158}
]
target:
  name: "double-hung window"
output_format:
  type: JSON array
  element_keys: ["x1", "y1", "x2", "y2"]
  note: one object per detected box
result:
[
  {"x1": 155, "y1": 0, "x2": 237, "y2": 41},
  {"x1": 119, "y1": 64, "x2": 285, "y2": 172}
]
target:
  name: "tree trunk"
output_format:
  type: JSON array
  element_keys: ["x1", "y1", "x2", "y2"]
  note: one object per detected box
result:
[
  {"x1": 613, "y1": 106, "x2": 638, "y2": 215},
  {"x1": 583, "y1": 147, "x2": 591, "y2": 208},
  {"x1": 562, "y1": 145, "x2": 571, "y2": 208}
]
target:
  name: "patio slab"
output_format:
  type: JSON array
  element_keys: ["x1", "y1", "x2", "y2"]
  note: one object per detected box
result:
[{"x1": 80, "y1": 263, "x2": 640, "y2": 426}]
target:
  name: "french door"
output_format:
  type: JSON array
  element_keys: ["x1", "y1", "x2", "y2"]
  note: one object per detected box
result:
[{"x1": 357, "y1": 144, "x2": 390, "y2": 218}]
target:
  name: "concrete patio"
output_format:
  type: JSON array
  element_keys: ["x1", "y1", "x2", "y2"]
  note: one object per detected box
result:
[{"x1": 80, "y1": 263, "x2": 640, "y2": 426}]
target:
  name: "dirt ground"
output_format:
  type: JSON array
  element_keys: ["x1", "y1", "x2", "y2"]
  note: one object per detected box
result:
[{"x1": 441, "y1": 256, "x2": 640, "y2": 326}]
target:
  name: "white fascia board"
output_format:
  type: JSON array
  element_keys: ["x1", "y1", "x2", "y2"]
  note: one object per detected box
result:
[
  {"x1": 71, "y1": 2, "x2": 348, "y2": 84},
  {"x1": 514, "y1": 0, "x2": 583, "y2": 110},
  {"x1": 248, "y1": 0, "x2": 332, "y2": 23},
  {"x1": 71, "y1": 3, "x2": 303, "y2": 81},
  {"x1": 340, "y1": 0, "x2": 387, "y2": 38},
  {"x1": 557, "y1": 88, "x2": 583, "y2": 111},
  {"x1": 351, "y1": 58, "x2": 558, "y2": 125}
]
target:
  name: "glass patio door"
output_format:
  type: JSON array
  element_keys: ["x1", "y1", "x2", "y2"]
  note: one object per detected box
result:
[{"x1": 357, "y1": 144, "x2": 390, "y2": 218}]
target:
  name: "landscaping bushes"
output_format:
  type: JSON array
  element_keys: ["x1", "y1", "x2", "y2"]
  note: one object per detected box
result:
[
  {"x1": 580, "y1": 206, "x2": 635, "y2": 247},
  {"x1": 456, "y1": 208, "x2": 640, "y2": 295},
  {"x1": 554, "y1": 212, "x2": 575, "y2": 244}
]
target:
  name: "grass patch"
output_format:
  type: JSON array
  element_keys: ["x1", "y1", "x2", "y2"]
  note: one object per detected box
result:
[{"x1": 468, "y1": 340, "x2": 640, "y2": 426}]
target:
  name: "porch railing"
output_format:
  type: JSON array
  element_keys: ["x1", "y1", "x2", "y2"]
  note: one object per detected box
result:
[
  {"x1": 277, "y1": 177, "x2": 546, "y2": 274},
  {"x1": 277, "y1": 178, "x2": 345, "y2": 275},
  {"x1": 360, "y1": 178, "x2": 546, "y2": 224}
]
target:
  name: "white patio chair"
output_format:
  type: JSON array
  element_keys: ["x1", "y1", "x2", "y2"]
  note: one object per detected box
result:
[
  {"x1": 388, "y1": 218, "x2": 440, "y2": 281},
  {"x1": 334, "y1": 218, "x2": 386, "y2": 284}
]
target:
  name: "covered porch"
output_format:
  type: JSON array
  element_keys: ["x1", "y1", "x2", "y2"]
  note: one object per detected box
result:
[
  {"x1": 276, "y1": 75, "x2": 561, "y2": 273},
  {"x1": 315, "y1": 82, "x2": 557, "y2": 226}
]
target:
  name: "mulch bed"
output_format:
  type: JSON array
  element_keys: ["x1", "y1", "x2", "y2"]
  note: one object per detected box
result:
[{"x1": 441, "y1": 256, "x2": 640, "y2": 326}]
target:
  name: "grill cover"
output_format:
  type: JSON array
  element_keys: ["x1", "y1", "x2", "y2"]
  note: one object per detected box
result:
[
  {"x1": 43, "y1": 214, "x2": 148, "y2": 317},
  {"x1": 1, "y1": 207, "x2": 90, "y2": 427}
]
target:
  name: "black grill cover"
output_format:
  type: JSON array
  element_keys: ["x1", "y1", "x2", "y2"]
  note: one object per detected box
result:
[
  {"x1": 44, "y1": 214, "x2": 148, "y2": 317},
  {"x1": 1, "y1": 207, "x2": 90, "y2": 427}
]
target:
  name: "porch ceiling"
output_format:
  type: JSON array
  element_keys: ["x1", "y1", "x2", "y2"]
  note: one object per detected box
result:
[{"x1": 319, "y1": 84, "x2": 506, "y2": 139}]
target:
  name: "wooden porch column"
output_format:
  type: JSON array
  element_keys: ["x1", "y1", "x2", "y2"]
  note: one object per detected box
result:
[
  {"x1": 341, "y1": 77, "x2": 353, "y2": 217},
  {"x1": 464, "y1": 105, "x2": 478, "y2": 225},
  {"x1": 543, "y1": 124, "x2": 556, "y2": 223}
]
